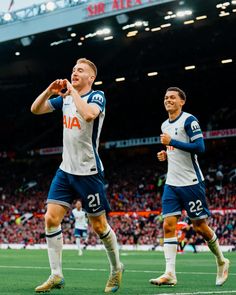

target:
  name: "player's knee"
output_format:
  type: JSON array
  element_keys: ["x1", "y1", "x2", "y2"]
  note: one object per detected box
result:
[
  {"x1": 45, "y1": 212, "x2": 61, "y2": 228},
  {"x1": 163, "y1": 220, "x2": 176, "y2": 235},
  {"x1": 92, "y1": 220, "x2": 107, "y2": 236},
  {"x1": 192, "y1": 224, "x2": 203, "y2": 235}
]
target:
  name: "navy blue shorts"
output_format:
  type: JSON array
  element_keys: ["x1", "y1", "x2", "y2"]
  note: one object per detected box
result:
[
  {"x1": 162, "y1": 181, "x2": 210, "y2": 220},
  {"x1": 74, "y1": 228, "x2": 87, "y2": 238},
  {"x1": 47, "y1": 168, "x2": 111, "y2": 216}
]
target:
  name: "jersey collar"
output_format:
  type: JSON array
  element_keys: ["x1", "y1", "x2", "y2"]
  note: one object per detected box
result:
[
  {"x1": 81, "y1": 89, "x2": 93, "y2": 98},
  {"x1": 169, "y1": 111, "x2": 183, "y2": 124}
]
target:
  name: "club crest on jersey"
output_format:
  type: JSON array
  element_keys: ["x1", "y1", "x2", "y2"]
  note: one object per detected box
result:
[
  {"x1": 63, "y1": 115, "x2": 81, "y2": 129},
  {"x1": 191, "y1": 121, "x2": 200, "y2": 132}
]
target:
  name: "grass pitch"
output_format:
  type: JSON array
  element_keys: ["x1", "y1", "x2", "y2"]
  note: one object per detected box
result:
[{"x1": 0, "y1": 249, "x2": 235, "y2": 295}]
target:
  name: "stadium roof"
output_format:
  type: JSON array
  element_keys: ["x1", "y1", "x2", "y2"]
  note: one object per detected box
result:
[
  {"x1": 0, "y1": 0, "x2": 174, "y2": 42},
  {"x1": 0, "y1": 0, "x2": 235, "y2": 151}
]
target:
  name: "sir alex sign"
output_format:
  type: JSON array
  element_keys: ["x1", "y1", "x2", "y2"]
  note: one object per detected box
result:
[
  {"x1": 87, "y1": 0, "x2": 143, "y2": 16},
  {"x1": 86, "y1": 0, "x2": 173, "y2": 17}
]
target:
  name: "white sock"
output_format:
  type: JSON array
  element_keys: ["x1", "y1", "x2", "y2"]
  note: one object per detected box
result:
[
  {"x1": 164, "y1": 237, "x2": 178, "y2": 276},
  {"x1": 100, "y1": 225, "x2": 121, "y2": 273},
  {"x1": 46, "y1": 225, "x2": 63, "y2": 277},
  {"x1": 207, "y1": 232, "x2": 225, "y2": 264},
  {"x1": 76, "y1": 237, "x2": 81, "y2": 251}
]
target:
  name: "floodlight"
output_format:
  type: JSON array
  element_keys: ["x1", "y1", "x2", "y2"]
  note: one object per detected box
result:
[
  {"x1": 134, "y1": 21, "x2": 143, "y2": 27},
  {"x1": 3, "y1": 13, "x2": 12, "y2": 21},
  {"x1": 115, "y1": 77, "x2": 125, "y2": 82},
  {"x1": 46, "y1": 1, "x2": 56, "y2": 11},
  {"x1": 147, "y1": 72, "x2": 158, "y2": 76},
  {"x1": 185, "y1": 65, "x2": 195, "y2": 70},
  {"x1": 221, "y1": 59, "x2": 233, "y2": 64},
  {"x1": 104, "y1": 36, "x2": 113, "y2": 40}
]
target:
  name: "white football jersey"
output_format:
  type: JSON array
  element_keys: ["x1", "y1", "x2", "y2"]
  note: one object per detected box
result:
[
  {"x1": 161, "y1": 112, "x2": 204, "y2": 186},
  {"x1": 72, "y1": 208, "x2": 88, "y2": 230},
  {"x1": 48, "y1": 90, "x2": 105, "y2": 175}
]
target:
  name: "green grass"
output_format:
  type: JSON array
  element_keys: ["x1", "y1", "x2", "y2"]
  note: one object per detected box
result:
[{"x1": 0, "y1": 249, "x2": 235, "y2": 295}]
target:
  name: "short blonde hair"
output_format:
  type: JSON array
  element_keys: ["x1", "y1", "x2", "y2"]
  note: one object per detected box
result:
[{"x1": 77, "y1": 58, "x2": 97, "y2": 77}]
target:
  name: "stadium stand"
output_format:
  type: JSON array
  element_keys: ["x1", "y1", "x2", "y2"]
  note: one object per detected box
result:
[{"x1": 0, "y1": 148, "x2": 235, "y2": 248}]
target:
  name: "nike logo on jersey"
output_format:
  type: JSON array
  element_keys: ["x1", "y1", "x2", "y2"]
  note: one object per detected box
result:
[
  {"x1": 63, "y1": 115, "x2": 81, "y2": 129},
  {"x1": 92, "y1": 207, "x2": 102, "y2": 212},
  {"x1": 195, "y1": 211, "x2": 203, "y2": 216}
]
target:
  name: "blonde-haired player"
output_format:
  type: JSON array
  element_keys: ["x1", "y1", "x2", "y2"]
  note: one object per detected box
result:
[{"x1": 31, "y1": 58, "x2": 123, "y2": 293}]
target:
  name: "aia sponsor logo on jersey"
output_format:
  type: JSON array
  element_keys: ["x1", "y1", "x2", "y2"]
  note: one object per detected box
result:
[{"x1": 63, "y1": 115, "x2": 81, "y2": 129}]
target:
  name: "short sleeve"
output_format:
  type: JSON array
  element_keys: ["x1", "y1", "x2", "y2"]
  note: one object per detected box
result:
[
  {"x1": 87, "y1": 91, "x2": 106, "y2": 112},
  {"x1": 48, "y1": 96, "x2": 63, "y2": 111},
  {"x1": 184, "y1": 115, "x2": 203, "y2": 142}
]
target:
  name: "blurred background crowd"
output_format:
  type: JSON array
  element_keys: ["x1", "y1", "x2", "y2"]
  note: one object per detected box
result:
[{"x1": 0, "y1": 149, "x2": 235, "y2": 249}]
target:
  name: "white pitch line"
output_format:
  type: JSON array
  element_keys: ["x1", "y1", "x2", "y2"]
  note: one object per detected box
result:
[
  {"x1": 0, "y1": 265, "x2": 106, "y2": 271},
  {"x1": 152, "y1": 291, "x2": 236, "y2": 295},
  {"x1": 0, "y1": 265, "x2": 235, "y2": 276}
]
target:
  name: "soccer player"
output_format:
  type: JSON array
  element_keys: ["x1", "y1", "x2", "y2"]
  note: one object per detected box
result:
[
  {"x1": 72, "y1": 200, "x2": 88, "y2": 256},
  {"x1": 149, "y1": 87, "x2": 229, "y2": 287},
  {"x1": 31, "y1": 58, "x2": 123, "y2": 293}
]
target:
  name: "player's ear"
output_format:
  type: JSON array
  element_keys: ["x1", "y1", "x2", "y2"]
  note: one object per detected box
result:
[
  {"x1": 181, "y1": 99, "x2": 186, "y2": 107},
  {"x1": 89, "y1": 75, "x2": 95, "y2": 85}
]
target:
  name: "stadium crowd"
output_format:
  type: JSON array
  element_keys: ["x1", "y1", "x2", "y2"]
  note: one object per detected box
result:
[{"x1": 0, "y1": 153, "x2": 235, "y2": 247}]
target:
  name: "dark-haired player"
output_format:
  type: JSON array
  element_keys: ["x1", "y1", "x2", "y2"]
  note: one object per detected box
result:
[{"x1": 149, "y1": 87, "x2": 229, "y2": 287}]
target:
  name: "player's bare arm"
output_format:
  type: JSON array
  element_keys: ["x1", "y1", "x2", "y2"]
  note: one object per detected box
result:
[
  {"x1": 160, "y1": 133, "x2": 171, "y2": 145},
  {"x1": 65, "y1": 79, "x2": 100, "y2": 122},
  {"x1": 31, "y1": 79, "x2": 67, "y2": 115},
  {"x1": 157, "y1": 150, "x2": 167, "y2": 161}
]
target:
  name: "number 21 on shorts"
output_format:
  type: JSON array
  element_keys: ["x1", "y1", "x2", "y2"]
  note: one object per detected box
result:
[{"x1": 88, "y1": 193, "x2": 101, "y2": 208}]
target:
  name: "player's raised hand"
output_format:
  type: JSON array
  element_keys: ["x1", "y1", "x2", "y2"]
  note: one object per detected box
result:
[
  {"x1": 47, "y1": 79, "x2": 67, "y2": 96},
  {"x1": 157, "y1": 150, "x2": 167, "y2": 161},
  {"x1": 62, "y1": 79, "x2": 77, "y2": 97},
  {"x1": 160, "y1": 133, "x2": 171, "y2": 145}
]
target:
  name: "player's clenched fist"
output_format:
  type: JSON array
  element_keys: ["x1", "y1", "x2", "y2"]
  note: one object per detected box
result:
[
  {"x1": 160, "y1": 133, "x2": 171, "y2": 145},
  {"x1": 157, "y1": 150, "x2": 167, "y2": 161}
]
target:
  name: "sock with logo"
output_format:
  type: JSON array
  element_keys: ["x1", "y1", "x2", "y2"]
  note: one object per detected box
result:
[
  {"x1": 46, "y1": 225, "x2": 63, "y2": 277},
  {"x1": 164, "y1": 237, "x2": 178, "y2": 276},
  {"x1": 100, "y1": 225, "x2": 121, "y2": 273},
  {"x1": 207, "y1": 232, "x2": 225, "y2": 264}
]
